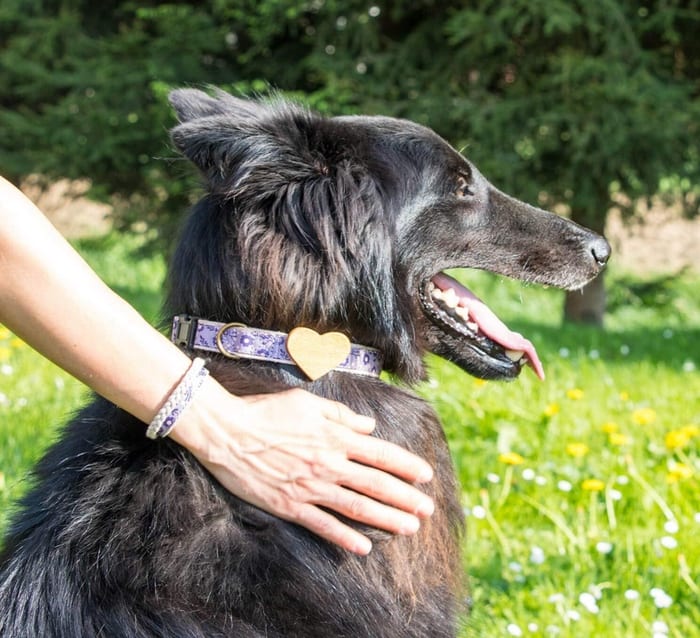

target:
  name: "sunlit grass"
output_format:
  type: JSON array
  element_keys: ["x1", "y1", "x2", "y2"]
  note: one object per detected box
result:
[
  {"x1": 423, "y1": 269, "x2": 700, "y2": 637},
  {"x1": 0, "y1": 233, "x2": 698, "y2": 637},
  {"x1": 0, "y1": 335, "x2": 84, "y2": 513},
  {"x1": 0, "y1": 232, "x2": 165, "y2": 521}
]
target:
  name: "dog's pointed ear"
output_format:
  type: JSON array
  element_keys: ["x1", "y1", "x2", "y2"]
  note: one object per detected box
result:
[
  {"x1": 169, "y1": 88, "x2": 263, "y2": 123},
  {"x1": 168, "y1": 88, "x2": 288, "y2": 182}
]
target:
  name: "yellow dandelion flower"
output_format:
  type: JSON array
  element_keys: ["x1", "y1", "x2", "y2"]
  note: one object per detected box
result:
[
  {"x1": 665, "y1": 429, "x2": 693, "y2": 450},
  {"x1": 666, "y1": 462, "x2": 694, "y2": 484},
  {"x1": 631, "y1": 407, "x2": 656, "y2": 425},
  {"x1": 680, "y1": 424, "x2": 700, "y2": 438},
  {"x1": 543, "y1": 402, "x2": 560, "y2": 417},
  {"x1": 582, "y1": 479, "x2": 605, "y2": 492},
  {"x1": 0, "y1": 326, "x2": 11, "y2": 340},
  {"x1": 498, "y1": 452, "x2": 525, "y2": 466},
  {"x1": 608, "y1": 432, "x2": 630, "y2": 446},
  {"x1": 601, "y1": 421, "x2": 619, "y2": 434},
  {"x1": 0, "y1": 347, "x2": 11, "y2": 362},
  {"x1": 473, "y1": 378, "x2": 487, "y2": 387},
  {"x1": 567, "y1": 388, "x2": 584, "y2": 400},
  {"x1": 619, "y1": 391, "x2": 630, "y2": 401},
  {"x1": 9, "y1": 337, "x2": 24, "y2": 349},
  {"x1": 566, "y1": 442, "x2": 589, "y2": 458}
]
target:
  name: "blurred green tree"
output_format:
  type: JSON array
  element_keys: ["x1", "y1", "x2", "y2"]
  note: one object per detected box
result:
[
  {"x1": 1, "y1": 1, "x2": 697, "y2": 323},
  {"x1": 0, "y1": 1, "x2": 237, "y2": 237},
  {"x1": 440, "y1": 1, "x2": 700, "y2": 323}
]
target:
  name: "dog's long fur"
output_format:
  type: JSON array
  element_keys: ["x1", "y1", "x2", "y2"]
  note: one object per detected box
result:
[{"x1": 0, "y1": 90, "x2": 609, "y2": 637}]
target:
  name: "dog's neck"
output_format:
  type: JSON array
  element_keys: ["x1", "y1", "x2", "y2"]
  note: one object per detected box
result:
[{"x1": 171, "y1": 315, "x2": 384, "y2": 381}]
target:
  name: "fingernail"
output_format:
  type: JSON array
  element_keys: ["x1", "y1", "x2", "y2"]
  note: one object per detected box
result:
[
  {"x1": 416, "y1": 467, "x2": 433, "y2": 483},
  {"x1": 358, "y1": 415, "x2": 376, "y2": 430},
  {"x1": 416, "y1": 498, "x2": 434, "y2": 518},
  {"x1": 400, "y1": 517, "x2": 421, "y2": 535},
  {"x1": 355, "y1": 538, "x2": 372, "y2": 555}
]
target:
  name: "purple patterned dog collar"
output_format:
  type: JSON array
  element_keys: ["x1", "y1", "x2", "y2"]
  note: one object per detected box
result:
[{"x1": 171, "y1": 315, "x2": 383, "y2": 378}]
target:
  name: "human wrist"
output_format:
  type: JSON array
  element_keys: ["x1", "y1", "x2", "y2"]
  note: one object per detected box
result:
[
  {"x1": 145, "y1": 357, "x2": 209, "y2": 439},
  {"x1": 166, "y1": 373, "x2": 248, "y2": 461}
]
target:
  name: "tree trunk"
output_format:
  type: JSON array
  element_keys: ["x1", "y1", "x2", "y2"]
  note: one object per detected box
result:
[{"x1": 563, "y1": 207, "x2": 608, "y2": 326}]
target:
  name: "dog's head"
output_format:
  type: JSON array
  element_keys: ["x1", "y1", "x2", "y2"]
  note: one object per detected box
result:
[{"x1": 166, "y1": 89, "x2": 609, "y2": 383}]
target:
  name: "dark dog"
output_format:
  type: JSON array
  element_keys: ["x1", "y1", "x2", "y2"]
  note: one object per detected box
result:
[{"x1": 0, "y1": 89, "x2": 609, "y2": 637}]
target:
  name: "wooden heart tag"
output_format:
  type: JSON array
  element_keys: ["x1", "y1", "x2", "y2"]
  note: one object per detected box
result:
[{"x1": 286, "y1": 327, "x2": 351, "y2": 381}]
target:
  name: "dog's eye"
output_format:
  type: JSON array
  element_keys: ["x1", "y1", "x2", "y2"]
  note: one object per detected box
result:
[{"x1": 455, "y1": 176, "x2": 473, "y2": 198}]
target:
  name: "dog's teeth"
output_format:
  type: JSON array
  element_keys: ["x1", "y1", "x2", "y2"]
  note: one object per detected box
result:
[
  {"x1": 428, "y1": 281, "x2": 436, "y2": 292},
  {"x1": 467, "y1": 321, "x2": 478, "y2": 332},
  {"x1": 505, "y1": 349, "x2": 525, "y2": 362},
  {"x1": 442, "y1": 288, "x2": 459, "y2": 308},
  {"x1": 431, "y1": 288, "x2": 444, "y2": 301},
  {"x1": 454, "y1": 306, "x2": 470, "y2": 321}
]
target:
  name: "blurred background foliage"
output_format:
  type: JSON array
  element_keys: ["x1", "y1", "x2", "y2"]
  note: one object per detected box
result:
[{"x1": 0, "y1": 0, "x2": 698, "y2": 320}]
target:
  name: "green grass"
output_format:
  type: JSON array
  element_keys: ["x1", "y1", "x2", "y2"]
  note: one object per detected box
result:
[
  {"x1": 1, "y1": 233, "x2": 698, "y2": 637},
  {"x1": 423, "y1": 270, "x2": 700, "y2": 637},
  {"x1": 0, "y1": 233, "x2": 166, "y2": 515}
]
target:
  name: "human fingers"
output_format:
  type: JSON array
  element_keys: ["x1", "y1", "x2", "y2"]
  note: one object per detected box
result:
[
  {"x1": 346, "y1": 433, "x2": 434, "y2": 485},
  {"x1": 320, "y1": 397, "x2": 376, "y2": 434},
  {"x1": 336, "y1": 459, "x2": 434, "y2": 518},
  {"x1": 202, "y1": 457, "x2": 374, "y2": 555},
  {"x1": 287, "y1": 503, "x2": 373, "y2": 555},
  {"x1": 315, "y1": 396, "x2": 434, "y2": 486},
  {"x1": 248, "y1": 389, "x2": 377, "y2": 435},
  {"x1": 307, "y1": 481, "x2": 422, "y2": 536}
]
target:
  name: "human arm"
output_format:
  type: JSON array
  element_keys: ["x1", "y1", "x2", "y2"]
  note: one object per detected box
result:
[{"x1": 0, "y1": 176, "x2": 434, "y2": 554}]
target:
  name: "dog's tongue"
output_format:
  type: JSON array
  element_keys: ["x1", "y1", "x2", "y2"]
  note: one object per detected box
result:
[{"x1": 432, "y1": 273, "x2": 545, "y2": 380}]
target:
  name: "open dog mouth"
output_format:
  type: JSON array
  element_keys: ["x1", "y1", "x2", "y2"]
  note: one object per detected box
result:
[{"x1": 419, "y1": 271, "x2": 545, "y2": 380}]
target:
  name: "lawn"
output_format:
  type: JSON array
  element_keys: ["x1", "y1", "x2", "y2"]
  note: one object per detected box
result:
[{"x1": 0, "y1": 232, "x2": 698, "y2": 637}]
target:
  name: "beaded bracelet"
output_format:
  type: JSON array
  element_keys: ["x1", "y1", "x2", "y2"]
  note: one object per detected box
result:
[{"x1": 146, "y1": 357, "x2": 210, "y2": 439}]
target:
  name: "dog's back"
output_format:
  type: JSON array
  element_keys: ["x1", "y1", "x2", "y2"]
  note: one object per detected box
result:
[{"x1": 0, "y1": 369, "x2": 463, "y2": 637}]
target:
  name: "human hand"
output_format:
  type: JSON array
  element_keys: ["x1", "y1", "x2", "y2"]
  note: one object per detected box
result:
[{"x1": 172, "y1": 384, "x2": 435, "y2": 555}]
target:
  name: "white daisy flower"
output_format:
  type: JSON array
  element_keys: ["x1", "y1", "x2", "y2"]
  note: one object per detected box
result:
[
  {"x1": 660, "y1": 536, "x2": 678, "y2": 550},
  {"x1": 557, "y1": 480, "x2": 572, "y2": 492},
  {"x1": 579, "y1": 592, "x2": 599, "y2": 614},
  {"x1": 663, "y1": 520, "x2": 679, "y2": 534},
  {"x1": 530, "y1": 546, "x2": 545, "y2": 565},
  {"x1": 471, "y1": 505, "x2": 486, "y2": 520}
]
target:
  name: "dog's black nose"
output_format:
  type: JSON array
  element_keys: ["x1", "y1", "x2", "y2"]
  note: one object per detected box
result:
[{"x1": 589, "y1": 236, "x2": 611, "y2": 267}]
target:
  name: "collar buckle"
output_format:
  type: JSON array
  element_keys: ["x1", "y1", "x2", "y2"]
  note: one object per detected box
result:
[
  {"x1": 215, "y1": 322, "x2": 247, "y2": 359},
  {"x1": 173, "y1": 314, "x2": 197, "y2": 349}
]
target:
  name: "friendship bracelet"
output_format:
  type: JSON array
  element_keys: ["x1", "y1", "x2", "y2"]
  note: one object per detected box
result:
[{"x1": 146, "y1": 357, "x2": 210, "y2": 439}]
